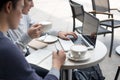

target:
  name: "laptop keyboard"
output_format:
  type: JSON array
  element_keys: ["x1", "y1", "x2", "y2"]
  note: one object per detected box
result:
[
  {"x1": 59, "y1": 38, "x2": 74, "y2": 51},
  {"x1": 70, "y1": 36, "x2": 89, "y2": 47}
]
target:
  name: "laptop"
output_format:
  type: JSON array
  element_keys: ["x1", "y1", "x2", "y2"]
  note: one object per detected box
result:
[
  {"x1": 59, "y1": 12, "x2": 99, "y2": 51},
  {"x1": 70, "y1": 12, "x2": 99, "y2": 50}
]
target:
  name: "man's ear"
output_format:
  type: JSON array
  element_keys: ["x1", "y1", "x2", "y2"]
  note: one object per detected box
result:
[{"x1": 5, "y1": 1, "x2": 13, "y2": 13}]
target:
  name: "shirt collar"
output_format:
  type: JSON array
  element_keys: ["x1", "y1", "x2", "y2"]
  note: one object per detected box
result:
[{"x1": 19, "y1": 14, "x2": 28, "y2": 25}]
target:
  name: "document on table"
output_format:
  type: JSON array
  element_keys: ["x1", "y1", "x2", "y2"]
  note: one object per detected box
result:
[
  {"x1": 38, "y1": 55, "x2": 52, "y2": 70},
  {"x1": 26, "y1": 49, "x2": 52, "y2": 65}
]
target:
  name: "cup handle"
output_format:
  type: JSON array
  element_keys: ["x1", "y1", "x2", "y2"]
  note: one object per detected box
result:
[{"x1": 78, "y1": 52, "x2": 81, "y2": 57}]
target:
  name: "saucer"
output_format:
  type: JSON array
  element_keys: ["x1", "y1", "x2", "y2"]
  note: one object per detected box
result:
[
  {"x1": 67, "y1": 52, "x2": 91, "y2": 62},
  {"x1": 38, "y1": 35, "x2": 58, "y2": 43}
]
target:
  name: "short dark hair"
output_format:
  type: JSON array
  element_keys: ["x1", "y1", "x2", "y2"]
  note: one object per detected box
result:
[{"x1": 0, "y1": 0, "x2": 19, "y2": 11}]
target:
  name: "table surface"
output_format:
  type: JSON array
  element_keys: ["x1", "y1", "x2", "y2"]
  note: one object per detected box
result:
[{"x1": 26, "y1": 39, "x2": 107, "y2": 70}]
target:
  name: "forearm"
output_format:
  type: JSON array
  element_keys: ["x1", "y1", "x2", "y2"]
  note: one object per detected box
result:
[
  {"x1": 42, "y1": 30, "x2": 60, "y2": 37},
  {"x1": 20, "y1": 32, "x2": 32, "y2": 45}
]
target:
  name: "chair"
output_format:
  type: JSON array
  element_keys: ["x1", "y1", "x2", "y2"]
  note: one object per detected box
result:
[
  {"x1": 69, "y1": 0, "x2": 113, "y2": 57},
  {"x1": 69, "y1": 0, "x2": 84, "y2": 33},
  {"x1": 69, "y1": 0, "x2": 112, "y2": 35},
  {"x1": 90, "y1": 0, "x2": 120, "y2": 57},
  {"x1": 114, "y1": 66, "x2": 120, "y2": 80}
]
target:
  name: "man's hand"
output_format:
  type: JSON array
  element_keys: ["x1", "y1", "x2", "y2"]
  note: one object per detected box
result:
[
  {"x1": 52, "y1": 50, "x2": 66, "y2": 70},
  {"x1": 58, "y1": 31, "x2": 78, "y2": 40},
  {"x1": 28, "y1": 24, "x2": 42, "y2": 39}
]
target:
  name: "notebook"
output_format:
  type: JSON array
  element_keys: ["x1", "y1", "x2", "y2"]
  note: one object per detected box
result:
[
  {"x1": 26, "y1": 49, "x2": 52, "y2": 65},
  {"x1": 28, "y1": 39, "x2": 48, "y2": 50},
  {"x1": 59, "y1": 12, "x2": 99, "y2": 51}
]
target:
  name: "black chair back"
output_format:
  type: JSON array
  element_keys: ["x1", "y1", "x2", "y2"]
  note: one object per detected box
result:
[{"x1": 92, "y1": 0, "x2": 110, "y2": 12}]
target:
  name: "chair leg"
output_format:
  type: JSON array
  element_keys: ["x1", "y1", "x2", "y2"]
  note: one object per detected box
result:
[
  {"x1": 114, "y1": 66, "x2": 120, "y2": 80},
  {"x1": 73, "y1": 17, "x2": 76, "y2": 32},
  {"x1": 104, "y1": 26, "x2": 108, "y2": 36},
  {"x1": 109, "y1": 28, "x2": 114, "y2": 57}
]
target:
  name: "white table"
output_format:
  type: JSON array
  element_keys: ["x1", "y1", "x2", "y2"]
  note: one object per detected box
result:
[{"x1": 26, "y1": 40, "x2": 107, "y2": 80}]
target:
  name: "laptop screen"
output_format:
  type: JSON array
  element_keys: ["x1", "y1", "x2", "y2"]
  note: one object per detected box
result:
[{"x1": 82, "y1": 12, "x2": 99, "y2": 47}]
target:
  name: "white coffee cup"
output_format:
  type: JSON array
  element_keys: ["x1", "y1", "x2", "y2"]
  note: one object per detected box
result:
[
  {"x1": 70, "y1": 45, "x2": 88, "y2": 59},
  {"x1": 39, "y1": 21, "x2": 52, "y2": 32}
]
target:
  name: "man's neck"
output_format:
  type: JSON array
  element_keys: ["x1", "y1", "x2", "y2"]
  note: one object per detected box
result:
[{"x1": 0, "y1": 13, "x2": 8, "y2": 33}]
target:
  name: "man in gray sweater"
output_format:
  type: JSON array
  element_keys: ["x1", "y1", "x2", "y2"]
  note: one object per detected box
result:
[
  {"x1": 0, "y1": 0, "x2": 66, "y2": 80},
  {"x1": 6, "y1": 0, "x2": 77, "y2": 78}
]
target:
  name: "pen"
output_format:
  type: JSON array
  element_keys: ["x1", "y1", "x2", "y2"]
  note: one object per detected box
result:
[{"x1": 55, "y1": 43, "x2": 59, "y2": 55}]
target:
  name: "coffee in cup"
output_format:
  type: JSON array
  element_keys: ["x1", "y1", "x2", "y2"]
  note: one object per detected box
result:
[{"x1": 70, "y1": 45, "x2": 88, "y2": 59}]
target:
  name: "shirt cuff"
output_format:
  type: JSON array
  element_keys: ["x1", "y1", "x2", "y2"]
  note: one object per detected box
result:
[
  {"x1": 48, "y1": 67, "x2": 60, "y2": 79},
  {"x1": 42, "y1": 30, "x2": 60, "y2": 37}
]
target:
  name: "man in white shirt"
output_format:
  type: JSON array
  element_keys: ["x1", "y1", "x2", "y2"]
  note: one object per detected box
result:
[{"x1": 8, "y1": 0, "x2": 78, "y2": 56}]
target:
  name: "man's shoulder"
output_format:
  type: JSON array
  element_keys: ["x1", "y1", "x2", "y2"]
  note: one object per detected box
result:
[
  {"x1": 0, "y1": 34, "x2": 18, "y2": 53},
  {"x1": 0, "y1": 33, "x2": 10, "y2": 44}
]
